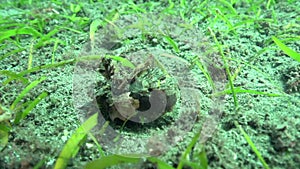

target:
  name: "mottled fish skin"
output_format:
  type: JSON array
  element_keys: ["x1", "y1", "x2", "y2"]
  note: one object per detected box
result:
[
  {"x1": 131, "y1": 89, "x2": 167, "y2": 123},
  {"x1": 110, "y1": 92, "x2": 138, "y2": 121},
  {"x1": 110, "y1": 89, "x2": 173, "y2": 123}
]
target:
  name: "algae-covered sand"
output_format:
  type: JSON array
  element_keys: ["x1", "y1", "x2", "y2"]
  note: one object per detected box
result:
[{"x1": 0, "y1": 1, "x2": 299, "y2": 169}]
